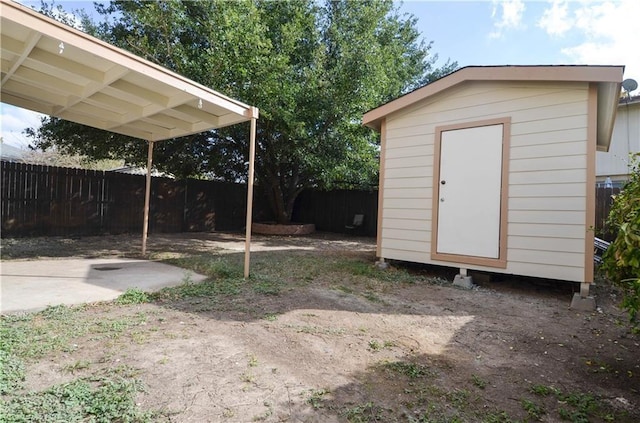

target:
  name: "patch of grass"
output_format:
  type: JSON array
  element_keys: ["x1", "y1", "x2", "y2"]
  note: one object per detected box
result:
[
  {"x1": 446, "y1": 389, "x2": 470, "y2": 408},
  {"x1": 248, "y1": 353, "x2": 258, "y2": 367},
  {"x1": 529, "y1": 384, "x2": 618, "y2": 422},
  {"x1": 116, "y1": 288, "x2": 150, "y2": 305},
  {"x1": 368, "y1": 339, "x2": 383, "y2": 352},
  {"x1": 62, "y1": 359, "x2": 92, "y2": 374},
  {"x1": 362, "y1": 291, "x2": 383, "y2": 303},
  {"x1": 521, "y1": 398, "x2": 545, "y2": 421},
  {"x1": 343, "y1": 402, "x2": 385, "y2": 423},
  {"x1": 2, "y1": 374, "x2": 156, "y2": 422},
  {"x1": 530, "y1": 384, "x2": 561, "y2": 397},
  {"x1": 153, "y1": 277, "x2": 242, "y2": 301},
  {"x1": 251, "y1": 275, "x2": 282, "y2": 296},
  {"x1": 336, "y1": 259, "x2": 416, "y2": 284},
  {"x1": 382, "y1": 361, "x2": 433, "y2": 379},
  {"x1": 368, "y1": 339, "x2": 395, "y2": 352},
  {"x1": 471, "y1": 374, "x2": 487, "y2": 389},
  {"x1": 289, "y1": 324, "x2": 346, "y2": 336},
  {"x1": 163, "y1": 255, "x2": 241, "y2": 279},
  {"x1": 307, "y1": 388, "x2": 330, "y2": 409},
  {"x1": 1, "y1": 305, "x2": 147, "y2": 363},
  {"x1": 481, "y1": 411, "x2": 516, "y2": 423},
  {"x1": 0, "y1": 349, "x2": 25, "y2": 394}
]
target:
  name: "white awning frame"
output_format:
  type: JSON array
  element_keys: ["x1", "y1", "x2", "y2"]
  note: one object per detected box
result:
[{"x1": 1, "y1": 0, "x2": 259, "y2": 277}]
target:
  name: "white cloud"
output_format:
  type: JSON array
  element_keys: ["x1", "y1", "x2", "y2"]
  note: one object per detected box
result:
[
  {"x1": 539, "y1": 0, "x2": 640, "y2": 90},
  {"x1": 537, "y1": 0, "x2": 572, "y2": 36},
  {"x1": 0, "y1": 105, "x2": 44, "y2": 148},
  {"x1": 490, "y1": 0, "x2": 527, "y2": 39}
]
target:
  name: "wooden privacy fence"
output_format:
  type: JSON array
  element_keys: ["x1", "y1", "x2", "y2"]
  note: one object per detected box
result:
[
  {"x1": 293, "y1": 188, "x2": 378, "y2": 236},
  {"x1": 1, "y1": 161, "x2": 254, "y2": 237},
  {"x1": 1, "y1": 161, "x2": 379, "y2": 238},
  {"x1": 594, "y1": 186, "x2": 621, "y2": 241}
]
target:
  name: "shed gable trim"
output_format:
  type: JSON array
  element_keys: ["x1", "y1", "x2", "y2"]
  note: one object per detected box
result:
[{"x1": 363, "y1": 65, "x2": 623, "y2": 151}]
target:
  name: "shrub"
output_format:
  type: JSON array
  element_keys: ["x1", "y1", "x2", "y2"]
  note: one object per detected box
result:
[{"x1": 601, "y1": 153, "x2": 640, "y2": 325}]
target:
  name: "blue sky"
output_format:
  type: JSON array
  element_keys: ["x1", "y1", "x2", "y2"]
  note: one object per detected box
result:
[{"x1": 2, "y1": 0, "x2": 639, "y2": 148}]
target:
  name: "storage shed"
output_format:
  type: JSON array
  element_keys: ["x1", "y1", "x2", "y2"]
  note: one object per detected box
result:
[{"x1": 363, "y1": 65, "x2": 624, "y2": 302}]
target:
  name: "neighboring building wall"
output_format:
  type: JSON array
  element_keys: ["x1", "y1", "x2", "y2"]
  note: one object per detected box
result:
[
  {"x1": 380, "y1": 81, "x2": 590, "y2": 282},
  {"x1": 596, "y1": 98, "x2": 640, "y2": 184}
]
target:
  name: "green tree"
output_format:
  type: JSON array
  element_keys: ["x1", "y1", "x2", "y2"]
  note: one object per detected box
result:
[
  {"x1": 28, "y1": 0, "x2": 457, "y2": 223},
  {"x1": 601, "y1": 153, "x2": 640, "y2": 325}
]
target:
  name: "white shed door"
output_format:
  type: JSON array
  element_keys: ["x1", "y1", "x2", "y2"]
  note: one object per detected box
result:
[{"x1": 436, "y1": 124, "x2": 503, "y2": 258}]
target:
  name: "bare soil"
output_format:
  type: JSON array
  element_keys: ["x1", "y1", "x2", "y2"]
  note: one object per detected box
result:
[{"x1": 2, "y1": 232, "x2": 639, "y2": 422}]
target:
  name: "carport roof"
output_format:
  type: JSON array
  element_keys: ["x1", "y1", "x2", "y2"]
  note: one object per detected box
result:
[{"x1": 0, "y1": 0, "x2": 258, "y2": 141}]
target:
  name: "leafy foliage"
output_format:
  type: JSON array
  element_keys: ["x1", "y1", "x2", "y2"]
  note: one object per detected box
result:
[
  {"x1": 27, "y1": 0, "x2": 457, "y2": 223},
  {"x1": 601, "y1": 153, "x2": 640, "y2": 324},
  {"x1": 2, "y1": 376, "x2": 153, "y2": 422}
]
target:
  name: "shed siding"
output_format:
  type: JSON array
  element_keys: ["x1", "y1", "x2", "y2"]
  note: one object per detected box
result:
[{"x1": 379, "y1": 81, "x2": 590, "y2": 282}]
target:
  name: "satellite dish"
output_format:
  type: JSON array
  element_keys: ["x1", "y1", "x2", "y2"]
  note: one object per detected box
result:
[{"x1": 622, "y1": 78, "x2": 638, "y2": 92}]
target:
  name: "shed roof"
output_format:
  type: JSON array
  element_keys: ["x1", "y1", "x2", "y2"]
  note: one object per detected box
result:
[
  {"x1": 0, "y1": 0, "x2": 258, "y2": 141},
  {"x1": 363, "y1": 65, "x2": 624, "y2": 151}
]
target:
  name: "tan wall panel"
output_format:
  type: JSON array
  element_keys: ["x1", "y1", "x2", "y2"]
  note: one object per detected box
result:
[
  {"x1": 386, "y1": 156, "x2": 432, "y2": 169},
  {"x1": 385, "y1": 166, "x2": 432, "y2": 179},
  {"x1": 509, "y1": 196, "x2": 586, "y2": 211},
  {"x1": 510, "y1": 154, "x2": 586, "y2": 172},
  {"x1": 386, "y1": 134, "x2": 435, "y2": 149},
  {"x1": 507, "y1": 235, "x2": 585, "y2": 253},
  {"x1": 384, "y1": 187, "x2": 432, "y2": 199},
  {"x1": 383, "y1": 208, "x2": 432, "y2": 220},
  {"x1": 383, "y1": 198, "x2": 431, "y2": 209},
  {"x1": 510, "y1": 169, "x2": 586, "y2": 184},
  {"x1": 509, "y1": 222, "x2": 585, "y2": 238},
  {"x1": 506, "y1": 262, "x2": 583, "y2": 282},
  {"x1": 509, "y1": 248, "x2": 584, "y2": 267},
  {"x1": 512, "y1": 114, "x2": 588, "y2": 135},
  {"x1": 382, "y1": 228, "x2": 430, "y2": 242},
  {"x1": 381, "y1": 239, "x2": 429, "y2": 254},
  {"x1": 511, "y1": 128, "x2": 586, "y2": 147},
  {"x1": 384, "y1": 177, "x2": 432, "y2": 189},
  {"x1": 385, "y1": 144, "x2": 433, "y2": 159},
  {"x1": 508, "y1": 210, "x2": 585, "y2": 225},
  {"x1": 380, "y1": 248, "x2": 429, "y2": 264},
  {"x1": 510, "y1": 140, "x2": 586, "y2": 160},
  {"x1": 509, "y1": 183, "x2": 586, "y2": 197},
  {"x1": 383, "y1": 217, "x2": 431, "y2": 231}
]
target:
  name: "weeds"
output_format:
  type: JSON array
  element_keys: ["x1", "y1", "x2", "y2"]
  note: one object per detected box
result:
[
  {"x1": 521, "y1": 398, "x2": 545, "y2": 421},
  {"x1": 0, "y1": 349, "x2": 25, "y2": 394},
  {"x1": 529, "y1": 384, "x2": 615, "y2": 422},
  {"x1": 1, "y1": 375, "x2": 154, "y2": 422},
  {"x1": 307, "y1": 388, "x2": 330, "y2": 409},
  {"x1": 471, "y1": 374, "x2": 487, "y2": 389},
  {"x1": 382, "y1": 361, "x2": 433, "y2": 379},
  {"x1": 116, "y1": 288, "x2": 150, "y2": 305},
  {"x1": 343, "y1": 402, "x2": 384, "y2": 422}
]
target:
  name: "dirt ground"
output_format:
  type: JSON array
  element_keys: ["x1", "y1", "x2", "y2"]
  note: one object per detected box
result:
[{"x1": 2, "y1": 232, "x2": 639, "y2": 422}]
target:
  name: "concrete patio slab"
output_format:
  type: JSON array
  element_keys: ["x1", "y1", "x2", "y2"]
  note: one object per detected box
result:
[{"x1": 0, "y1": 258, "x2": 206, "y2": 314}]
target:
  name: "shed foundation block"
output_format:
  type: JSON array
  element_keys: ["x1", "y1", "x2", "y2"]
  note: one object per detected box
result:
[
  {"x1": 453, "y1": 274, "x2": 474, "y2": 289},
  {"x1": 570, "y1": 293, "x2": 596, "y2": 311},
  {"x1": 570, "y1": 283, "x2": 596, "y2": 311},
  {"x1": 375, "y1": 260, "x2": 389, "y2": 270}
]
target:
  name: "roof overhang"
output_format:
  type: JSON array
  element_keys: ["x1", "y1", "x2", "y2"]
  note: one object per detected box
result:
[
  {"x1": 0, "y1": 0, "x2": 258, "y2": 142},
  {"x1": 363, "y1": 65, "x2": 624, "y2": 152}
]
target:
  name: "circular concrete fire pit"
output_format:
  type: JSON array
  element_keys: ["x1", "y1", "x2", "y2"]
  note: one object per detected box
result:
[{"x1": 252, "y1": 222, "x2": 315, "y2": 235}]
